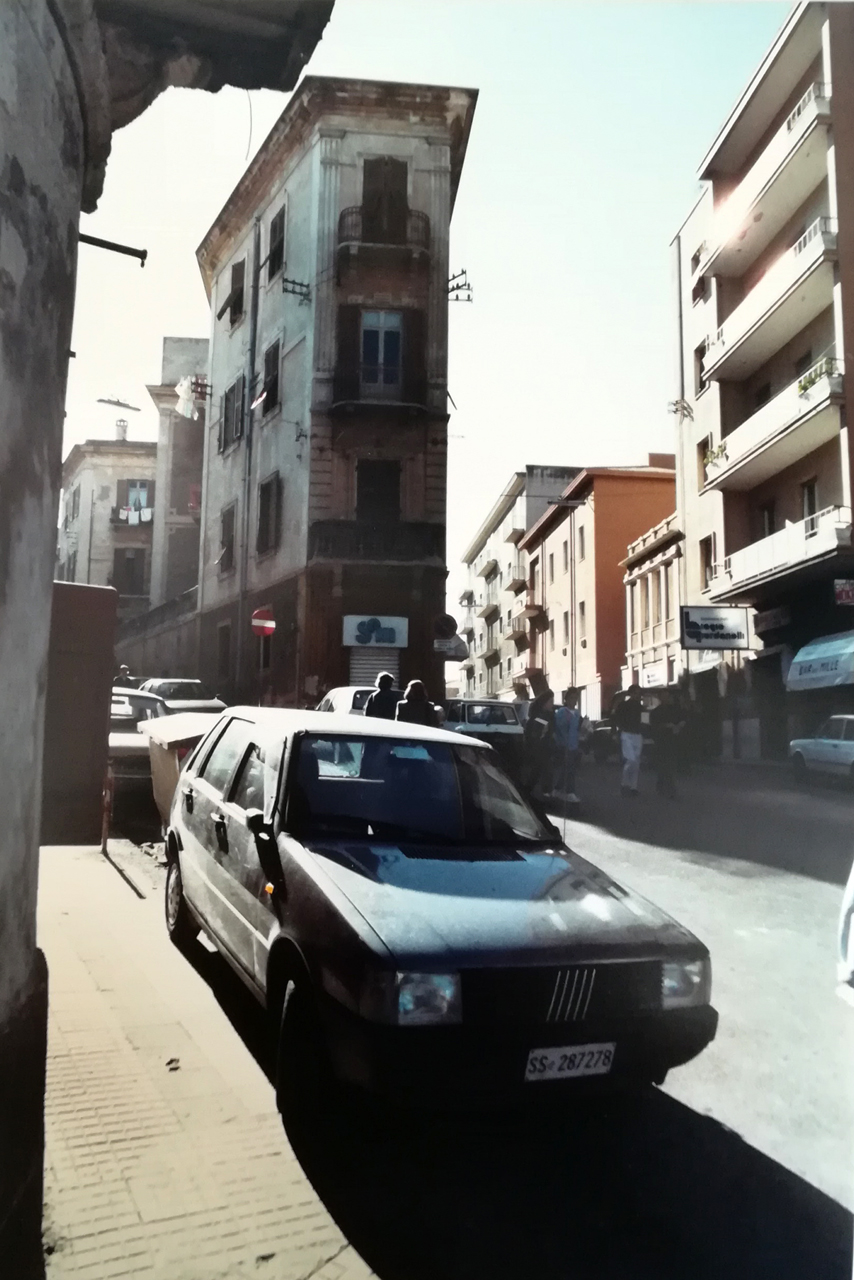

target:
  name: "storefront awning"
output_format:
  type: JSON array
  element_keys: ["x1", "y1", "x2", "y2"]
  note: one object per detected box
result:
[{"x1": 786, "y1": 630, "x2": 854, "y2": 691}]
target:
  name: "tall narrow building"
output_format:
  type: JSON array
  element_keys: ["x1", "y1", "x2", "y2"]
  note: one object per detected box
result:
[{"x1": 195, "y1": 77, "x2": 477, "y2": 704}]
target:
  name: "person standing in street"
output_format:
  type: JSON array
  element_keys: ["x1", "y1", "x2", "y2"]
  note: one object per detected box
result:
[
  {"x1": 113, "y1": 665, "x2": 135, "y2": 688},
  {"x1": 395, "y1": 680, "x2": 440, "y2": 727},
  {"x1": 511, "y1": 683, "x2": 530, "y2": 726},
  {"x1": 364, "y1": 672, "x2": 399, "y2": 720},
  {"x1": 523, "y1": 689, "x2": 555, "y2": 801},
  {"x1": 614, "y1": 683, "x2": 644, "y2": 797},
  {"x1": 650, "y1": 688, "x2": 686, "y2": 799},
  {"x1": 553, "y1": 689, "x2": 582, "y2": 805}
]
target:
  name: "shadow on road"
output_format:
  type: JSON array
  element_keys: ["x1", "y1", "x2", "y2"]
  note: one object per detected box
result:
[
  {"x1": 183, "y1": 939, "x2": 853, "y2": 1280},
  {"x1": 564, "y1": 761, "x2": 854, "y2": 887}
]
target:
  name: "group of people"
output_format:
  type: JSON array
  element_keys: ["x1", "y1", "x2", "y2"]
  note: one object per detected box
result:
[
  {"x1": 521, "y1": 688, "x2": 584, "y2": 806},
  {"x1": 613, "y1": 682, "x2": 686, "y2": 799},
  {"x1": 364, "y1": 672, "x2": 444, "y2": 727}
]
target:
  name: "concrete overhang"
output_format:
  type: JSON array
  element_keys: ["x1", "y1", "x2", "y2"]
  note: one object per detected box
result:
[{"x1": 698, "y1": 2, "x2": 824, "y2": 181}]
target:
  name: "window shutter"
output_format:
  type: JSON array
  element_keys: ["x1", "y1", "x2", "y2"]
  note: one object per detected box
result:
[
  {"x1": 362, "y1": 158, "x2": 385, "y2": 240},
  {"x1": 402, "y1": 309, "x2": 427, "y2": 405},
  {"x1": 147, "y1": 480, "x2": 156, "y2": 507},
  {"x1": 334, "y1": 305, "x2": 361, "y2": 402},
  {"x1": 116, "y1": 479, "x2": 129, "y2": 508},
  {"x1": 385, "y1": 159, "x2": 408, "y2": 244},
  {"x1": 235, "y1": 375, "x2": 245, "y2": 439}
]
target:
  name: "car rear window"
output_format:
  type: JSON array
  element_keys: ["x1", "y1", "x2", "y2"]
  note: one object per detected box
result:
[
  {"x1": 465, "y1": 703, "x2": 519, "y2": 726},
  {"x1": 164, "y1": 681, "x2": 215, "y2": 700}
]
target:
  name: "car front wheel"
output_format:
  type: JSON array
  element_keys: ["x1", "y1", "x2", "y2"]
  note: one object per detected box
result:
[
  {"x1": 275, "y1": 979, "x2": 335, "y2": 1118},
  {"x1": 164, "y1": 857, "x2": 198, "y2": 950}
]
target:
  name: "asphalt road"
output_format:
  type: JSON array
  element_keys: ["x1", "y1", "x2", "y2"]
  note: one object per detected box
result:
[{"x1": 109, "y1": 760, "x2": 854, "y2": 1279}]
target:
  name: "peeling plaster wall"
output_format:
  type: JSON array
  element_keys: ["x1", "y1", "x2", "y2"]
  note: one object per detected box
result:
[{"x1": 0, "y1": 0, "x2": 93, "y2": 1255}]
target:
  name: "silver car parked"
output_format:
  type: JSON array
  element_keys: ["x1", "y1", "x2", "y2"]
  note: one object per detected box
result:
[{"x1": 789, "y1": 715, "x2": 854, "y2": 782}]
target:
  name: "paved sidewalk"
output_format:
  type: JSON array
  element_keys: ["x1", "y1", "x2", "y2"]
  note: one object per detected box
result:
[{"x1": 38, "y1": 845, "x2": 374, "y2": 1280}]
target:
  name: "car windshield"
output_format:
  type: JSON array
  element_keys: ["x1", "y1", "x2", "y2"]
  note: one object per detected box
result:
[
  {"x1": 287, "y1": 733, "x2": 553, "y2": 849},
  {"x1": 161, "y1": 681, "x2": 216, "y2": 700},
  {"x1": 110, "y1": 696, "x2": 165, "y2": 733}
]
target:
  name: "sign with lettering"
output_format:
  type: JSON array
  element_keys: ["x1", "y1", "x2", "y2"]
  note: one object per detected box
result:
[
  {"x1": 680, "y1": 605, "x2": 750, "y2": 651},
  {"x1": 640, "y1": 662, "x2": 666, "y2": 688},
  {"x1": 835, "y1": 580, "x2": 854, "y2": 606},
  {"x1": 754, "y1": 604, "x2": 791, "y2": 634},
  {"x1": 342, "y1": 615, "x2": 408, "y2": 648}
]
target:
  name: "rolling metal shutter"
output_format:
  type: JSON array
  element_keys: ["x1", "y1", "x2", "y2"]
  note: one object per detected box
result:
[{"x1": 349, "y1": 647, "x2": 400, "y2": 686}]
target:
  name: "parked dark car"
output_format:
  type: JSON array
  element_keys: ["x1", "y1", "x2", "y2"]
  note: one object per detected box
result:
[{"x1": 164, "y1": 709, "x2": 717, "y2": 1106}]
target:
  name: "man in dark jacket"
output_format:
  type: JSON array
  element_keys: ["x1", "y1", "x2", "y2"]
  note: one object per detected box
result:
[
  {"x1": 613, "y1": 683, "x2": 644, "y2": 796},
  {"x1": 364, "y1": 672, "x2": 399, "y2": 720}
]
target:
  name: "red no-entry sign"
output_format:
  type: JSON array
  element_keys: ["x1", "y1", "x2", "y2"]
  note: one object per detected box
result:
[{"x1": 251, "y1": 607, "x2": 276, "y2": 637}]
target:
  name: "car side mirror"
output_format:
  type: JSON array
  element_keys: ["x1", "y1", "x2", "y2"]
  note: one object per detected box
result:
[{"x1": 245, "y1": 808, "x2": 282, "y2": 883}]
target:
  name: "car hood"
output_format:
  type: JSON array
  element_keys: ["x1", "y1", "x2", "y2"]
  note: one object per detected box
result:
[{"x1": 304, "y1": 839, "x2": 699, "y2": 966}]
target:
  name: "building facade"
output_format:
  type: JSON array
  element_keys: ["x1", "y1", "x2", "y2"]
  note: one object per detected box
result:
[
  {"x1": 458, "y1": 467, "x2": 581, "y2": 699},
  {"x1": 622, "y1": 512, "x2": 684, "y2": 691},
  {"x1": 519, "y1": 461, "x2": 676, "y2": 720},
  {"x1": 672, "y1": 2, "x2": 854, "y2": 755},
  {"x1": 193, "y1": 77, "x2": 477, "y2": 704},
  {"x1": 148, "y1": 337, "x2": 208, "y2": 609},
  {"x1": 57, "y1": 430, "x2": 158, "y2": 618}
]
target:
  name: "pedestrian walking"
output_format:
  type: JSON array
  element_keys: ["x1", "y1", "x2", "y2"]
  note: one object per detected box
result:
[
  {"x1": 114, "y1": 664, "x2": 135, "y2": 688},
  {"x1": 364, "y1": 672, "x2": 399, "y2": 720},
  {"x1": 395, "y1": 680, "x2": 440, "y2": 728},
  {"x1": 650, "y1": 688, "x2": 686, "y2": 799},
  {"x1": 553, "y1": 689, "x2": 582, "y2": 804},
  {"x1": 614, "y1": 683, "x2": 644, "y2": 797},
  {"x1": 523, "y1": 689, "x2": 555, "y2": 801}
]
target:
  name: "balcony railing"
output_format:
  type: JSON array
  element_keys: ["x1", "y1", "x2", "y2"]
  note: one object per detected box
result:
[
  {"x1": 704, "y1": 217, "x2": 837, "y2": 380},
  {"x1": 308, "y1": 521, "x2": 444, "y2": 563},
  {"x1": 338, "y1": 207, "x2": 431, "y2": 254},
  {"x1": 461, "y1": 611, "x2": 476, "y2": 634},
  {"x1": 711, "y1": 505, "x2": 852, "y2": 596},
  {"x1": 705, "y1": 358, "x2": 843, "y2": 490},
  {"x1": 507, "y1": 558, "x2": 527, "y2": 592},
  {"x1": 331, "y1": 363, "x2": 428, "y2": 409},
  {"x1": 476, "y1": 590, "x2": 500, "y2": 618},
  {"x1": 700, "y1": 83, "x2": 830, "y2": 277},
  {"x1": 111, "y1": 504, "x2": 154, "y2": 526}
]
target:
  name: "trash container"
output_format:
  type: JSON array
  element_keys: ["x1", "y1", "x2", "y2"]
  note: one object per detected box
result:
[{"x1": 139, "y1": 712, "x2": 220, "y2": 829}]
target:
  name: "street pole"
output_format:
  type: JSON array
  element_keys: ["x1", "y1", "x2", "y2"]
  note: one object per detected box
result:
[{"x1": 235, "y1": 217, "x2": 262, "y2": 700}]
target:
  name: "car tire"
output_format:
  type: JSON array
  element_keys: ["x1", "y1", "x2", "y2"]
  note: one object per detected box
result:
[
  {"x1": 792, "y1": 753, "x2": 807, "y2": 784},
  {"x1": 274, "y1": 979, "x2": 335, "y2": 1118},
  {"x1": 164, "y1": 857, "x2": 198, "y2": 951}
]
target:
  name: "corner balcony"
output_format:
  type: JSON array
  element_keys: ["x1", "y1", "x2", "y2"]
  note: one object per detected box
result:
[
  {"x1": 709, "y1": 505, "x2": 852, "y2": 602},
  {"x1": 506, "y1": 558, "x2": 527, "y2": 592},
  {"x1": 700, "y1": 83, "x2": 831, "y2": 279},
  {"x1": 502, "y1": 512, "x2": 525, "y2": 544},
  {"x1": 337, "y1": 207, "x2": 430, "y2": 258},
  {"x1": 703, "y1": 217, "x2": 837, "y2": 383},
  {"x1": 704, "y1": 359, "x2": 844, "y2": 491}
]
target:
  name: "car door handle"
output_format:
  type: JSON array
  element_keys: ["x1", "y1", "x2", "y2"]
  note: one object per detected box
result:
[
  {"x1": 211, "y1": 811, "x2": 226, "y2": 827},
  {"x1": 182, "y1": 784, "x2": 194, "y2": 813}
]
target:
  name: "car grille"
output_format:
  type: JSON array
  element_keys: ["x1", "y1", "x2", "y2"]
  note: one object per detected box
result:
[{"x1": 462, "y1": 961, "x2": 662, "y2": 1027}]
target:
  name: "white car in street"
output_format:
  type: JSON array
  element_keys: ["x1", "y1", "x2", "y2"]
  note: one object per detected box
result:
[
  {"x1": 139, "y1": 679, "x2": 226, "y2": 715},
  {"x1": 315, "y1": 686, "x2": 404, "y2": 715},
  {"x1": 789, "y1": 715, "x2": 854, "y2": 782}
]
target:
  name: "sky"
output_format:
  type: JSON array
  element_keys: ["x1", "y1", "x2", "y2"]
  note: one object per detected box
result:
[{"x1": 67, "y1": 0, "x2": 790, "y2": 603}]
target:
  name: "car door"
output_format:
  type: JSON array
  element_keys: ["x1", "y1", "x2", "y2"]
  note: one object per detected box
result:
[
  {"x1": 173, "y1": 718, "x2": 228, "y2": 919},
  {"x1": 216, "y1": 736, "x2": 285, "y2": 984},
  {"x1": 180, "y1": 717, "x2": 252, "y2": 939},
  {"x1": 811, "y1": 717, "x2": 846, "y2": 774}
]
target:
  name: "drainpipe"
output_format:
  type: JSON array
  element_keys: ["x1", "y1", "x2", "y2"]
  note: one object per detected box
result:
[{"x1": 235, "y1": 217, "x2": 262, "y2": 698}]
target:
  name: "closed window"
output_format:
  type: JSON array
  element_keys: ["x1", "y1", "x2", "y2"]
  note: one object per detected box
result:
[
  {"x1": 268, "y1": 207, "x2": 286, "y2": 281},
  {"x1": 578, "y1": 601, "x2": 587, "y2": 641},
  {"x1": 549, "y1": 619, "x2": 555, "y2": 650},
  {"x1": 562, "y1": 610, "x2": 569, "y2": 644},
  {"x1": 127, "y1": 480, "x2": 149, "y2": 509},
  {"x1": 199, "y1": 719, "x2": 250, "y2": 794},
  {"x1": 700, "y1": 534, "x2": 716, "y2": 590},
  {"x1": 220, "y1": 376, "x2": 244, "y2": 451},
  {"x1": 228, "y1": 260, "x2": 245, "y2": 325},
  {"x1": 356, "y1": 459, "x2": 401, "y2": 522},
  {"x1": 577, "y1": 526, "x2": 585, "y2": 561},
  {"x1": 548, "y1": 553, "x2": 554, "y2": 584},
  {"x1": 361, "y1": 311, "x2": 402, "y2": 391},
  {"x1": 257, "y1": 474, "x2": 281, "y2": 555},
  {"x1": 262, "y1": 342, "x2": 280, "y2": 414},
  {"x1": 629, "y1": 582, "x2": 636, "y2": 634},
  {"x1": 231, "y1": 744, "x2": 267, "y2": 810},
  {"x1": 562, "y1": 540, "x2": 568, "y2": 573},
  {"x1": 651, "y1": 572, "x2": 662, "y2": 625},
  {"x1": 220, "y1": 504, "x2": 236, "y2": 574},
  {"x1": 664, "y1": 563, "x2": 674, "y2": 620}
]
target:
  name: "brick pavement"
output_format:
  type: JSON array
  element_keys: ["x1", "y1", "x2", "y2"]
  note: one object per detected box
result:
[{"x1": 38, "y1": 845, "x2": 375, "y2": 1280}]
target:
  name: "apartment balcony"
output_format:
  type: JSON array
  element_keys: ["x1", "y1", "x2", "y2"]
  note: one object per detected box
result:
[
  {"x1": 461, "y1": 611, "x2": 476, "y2": 634},
  {"x1": 482, "y1": 642, "x2": 501, "y2": 664},
  {"x1": 508, "y1": 606, "x2": 529, "y2": 641},
  {"x1": 337, "y1": 206, "x2": 431, "y2": 259},
  {"x1": 111, "y1": 505, "x2": 154, "y2": 527},
  {"x1": 520, "y1": 590, "x2": 546, "y2": 622},
  {"x1": 502, "y1": 513, "x2": 525, "y2": 544},
  {"x1": 506, "y1": 558, "x2": 527, "y2": 592},
  {"x1": 709, "y1": 505, "x2": 853, "y2": 602},
  {"x1": 459, "y1": 586, "x2": 475, "y2": 606},
  {"x1": 700, "y1": 83, "x2": 831, "y2": 279},
  {"x1": 704, "y1": 359, "x2": 844, "y2": 492},
  {"x1": 476, "y1": 591, "x2": 500, "y2": 619},
  {"x1": 307, "y1": 520, "x2": 444, "y2": 563},
  {"x1": 703, "y1": 217, "x2": 837, "y2": 383},
  {"x1": 477, "y1": 554, "x2": 498, "y2": 578}
]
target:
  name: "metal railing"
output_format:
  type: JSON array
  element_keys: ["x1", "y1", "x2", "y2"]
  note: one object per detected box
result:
[
  {"x1": 308, "y1": 521, "x2": 444, "y2": 563},
  {"x1": 713, "y1": 505, "x2": 852, "y2": 588},
  {"x1": 338, "y1": 207, "x2": 431, "y2": 253},
  {"x1": 786, "y1": 82, "x2": 829, "y2": 132}
]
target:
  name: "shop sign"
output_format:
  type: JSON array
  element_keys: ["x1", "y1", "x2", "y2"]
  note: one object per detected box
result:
[
  {"x1": 640, "y1": 662, "x2": 666, "y2": 688},
  {"x1": 754, "y1": 605, "x2": 791, "y2": 634},
  {"x1": 342, "y1": 615, "x2": 408, "y2": 648},
  {"x1": 835, "y1": 580, "x2": 854, "y2": 606},
  {"x1": 680, "y1": 605, "x2": 750, "y2": 650}
]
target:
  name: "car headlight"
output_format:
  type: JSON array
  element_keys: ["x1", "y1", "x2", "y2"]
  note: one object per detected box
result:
[
  {"x1": 662, "y1": 959, "x2": 710, "y2": 1010},
  {"x1": 396, "y1": 972, "x2": 461, "y2": 1026}
]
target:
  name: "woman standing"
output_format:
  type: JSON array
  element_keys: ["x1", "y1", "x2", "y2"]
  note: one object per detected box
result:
[{"x1": 395, "y1": 680, "x2": 440, "y2": 728}]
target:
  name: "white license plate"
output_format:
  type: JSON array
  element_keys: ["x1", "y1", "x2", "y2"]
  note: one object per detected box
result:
[{"x1": 525, "y1": 1041, "x2": 616, "y2": 1082}]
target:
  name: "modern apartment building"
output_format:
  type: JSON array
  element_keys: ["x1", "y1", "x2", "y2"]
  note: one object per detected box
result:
[
  {"x1": 673, "y1": 2, "x2": 854, "y2": 753},
  {"x1": 57, "y1": 427, "x2": 157, "y2": 619},
  {"x1": 519, "y1": 460, "x2": 676, "y2": 720},
  {"x1": 622, "y1": 512, "x2": 684, "y2": 692},
  {"x1": 191, "y1": 76, "x2": 477, "y2": 704},
  {"x1": 458, "y1": 467, "x2": 581, "y2": 699}
]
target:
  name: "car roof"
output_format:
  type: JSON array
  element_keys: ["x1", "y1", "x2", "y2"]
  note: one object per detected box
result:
[{"x1": 224, "y1": 707, "x2": 488, "y2": 747}]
